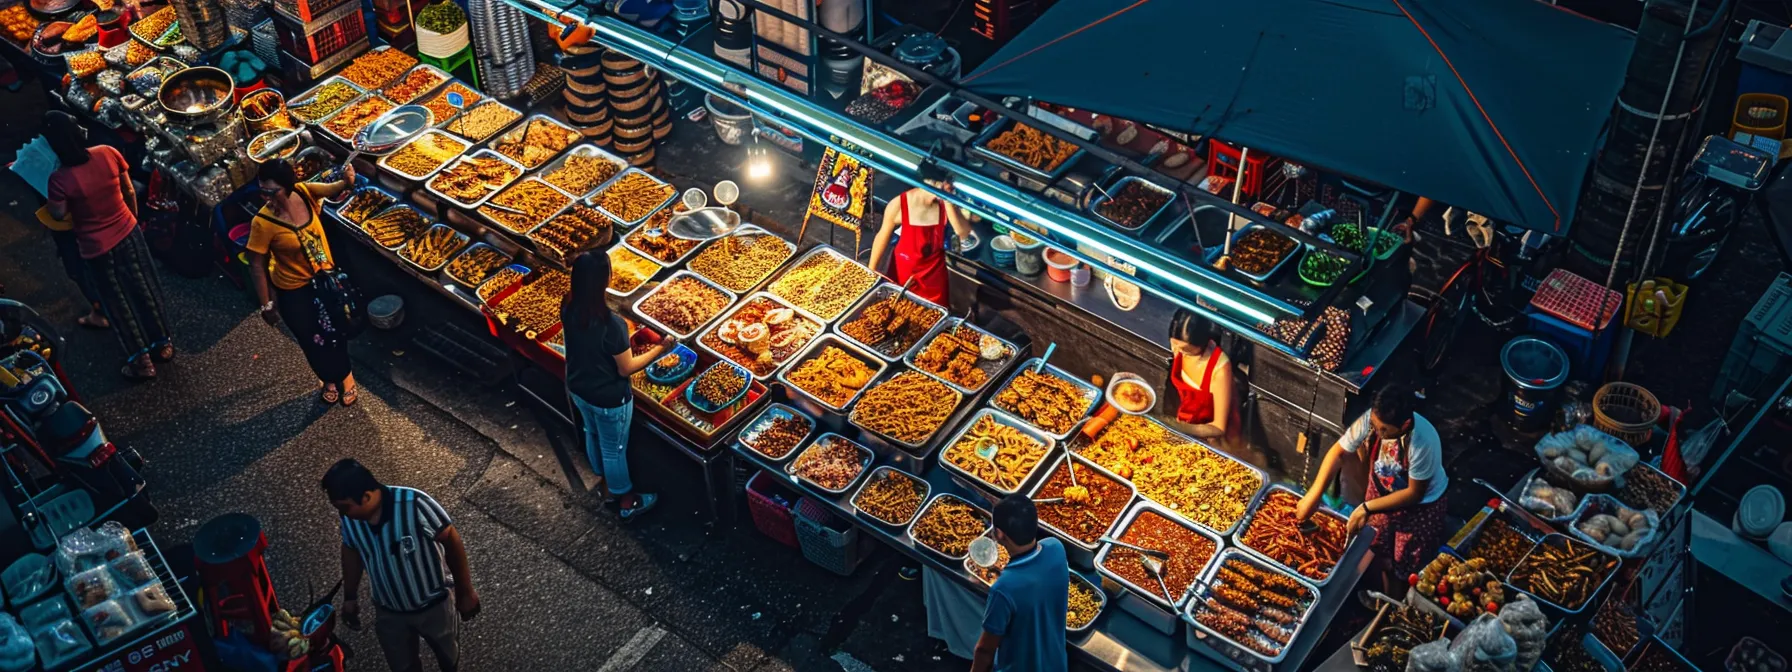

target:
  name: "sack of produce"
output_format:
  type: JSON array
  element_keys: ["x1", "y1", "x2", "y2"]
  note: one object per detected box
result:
[
  {"x1": 1497, "y1": 597, "x2": 1549, "y2": 672},
  {"x1": 1534, "y1": 426, "x2": 1638, "y2": 492},
  {"x1": 1407, "y1": 639, "x2": 1461, "y2": 672},
  {"x1": 1517, "y1": 474, "x2": 1580, "y2": 521},
  {"x1": 1450, "y1": 613, "x2": 1518, "y2": 672},
  {"x1": 1569, "y1": 494, "x2": 1659, "y2": 557},
  {"x1": 0, "y1": 614, "x2": 34, "y2": 672}
]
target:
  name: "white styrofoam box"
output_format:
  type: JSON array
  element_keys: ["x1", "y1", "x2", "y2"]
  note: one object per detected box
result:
[
  {"x1": 1641, "y1": 555, "x2": 1685, "y2": 627},
  {"x1": 1657, "y1": 598, "x2": 1685, "y2": 649},
  {"x1": 1638, "y1": 509, "x2": 1691, "y2": 600}
]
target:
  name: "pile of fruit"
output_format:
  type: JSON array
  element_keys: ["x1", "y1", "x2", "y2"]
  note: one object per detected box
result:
[{"x1": 1413, "y1": 554, "x2": 1507, "y2": 619}]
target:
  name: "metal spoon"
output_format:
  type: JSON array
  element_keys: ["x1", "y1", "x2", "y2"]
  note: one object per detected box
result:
[{"x1": 1140, "y1": 555, "x2": 1176, "y2": 605}]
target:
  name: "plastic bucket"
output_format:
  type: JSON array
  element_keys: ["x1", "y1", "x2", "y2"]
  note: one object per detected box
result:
[
  {"x1": 706, "y1": 94, "x2": 754, "y2": 145},
  {"x1": 1502, "y1": 336, "x2": 1569, "y2": 430},
  {"x1": 368, "y1": 295, "x2": 405, "y2": 330},
  {"x1": 989, "y1": 235, "x2": 1015, "y2": 268},
  {"x1": 1013, "y1": 237, "x2": 1045, "y2": 275},
  {"x1": 1044, "y1": 248, "x2": 1079, "y2": 283}
]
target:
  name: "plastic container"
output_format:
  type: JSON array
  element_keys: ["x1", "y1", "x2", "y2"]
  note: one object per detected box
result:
[
  {"x1": 706, "y1": 93, "x2": 753, "y2": 145},
  {"x1": 989, "y1": 234, "x2": 1015, "y2": 268},
  {"x1": 1737, "y1": 484, "x2": 1786, "y2": 539},
  {"x1": 1525, "y1": 306, "x2": 1617, "y2": 382},
  {"x1": 1502, "y1": 336, "x2": 1569, "y2": 431},
  {"x1": 1592, "y1": 382, "x2": 1660, "y2": 447},
  {"x1": 1013, "y1": 235, "x2": 1045, "y2": 275},
  {"x1": 1043, "y1": 248, "x2": 1078, "y2": 282},
  {"x1": 367, "y1": 295, "x2": 404, "y2": 329},
  {"x1": 2, "y1": 554, "x2": 55, "y2": 607},
  {"x1": 1069, "y1": 264, "x2": 1091, "y2": 287},
  {"x1": 745, "y1": 470, "x2": 800, "y2": 548},
  {"x1": 795, "y1": 497, "x2": 866, "y2": 576}
]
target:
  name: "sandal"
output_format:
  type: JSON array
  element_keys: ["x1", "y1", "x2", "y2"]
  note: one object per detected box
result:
[
  {"x1": 320, "y1": 385, "x2": 340, "y2": 404},
  {"x1": 339, "y1": 385, "x2": 358, "y2": 406},
  {"x1": 618, "y1": 493, "x2": 659, "y2": 523},
  {"x1": 151, "y1": 344, "x2": 175, "y2": 363},
  {"x1": 120, "y1": 361, "x2": 155, "y2": 381}
]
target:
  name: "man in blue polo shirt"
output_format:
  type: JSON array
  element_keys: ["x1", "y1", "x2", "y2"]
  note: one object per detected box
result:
[{"x1": 972, "y1": 494, "x2": 1068, "y2": 672}]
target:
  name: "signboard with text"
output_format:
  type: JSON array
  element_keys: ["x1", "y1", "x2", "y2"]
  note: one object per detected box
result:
[
  {"x1": 84, "y1": 621, "x2": 204, "y2": 672},
  {"x1": 802, "y1": 148, "x2": 874, "y2": 238}
]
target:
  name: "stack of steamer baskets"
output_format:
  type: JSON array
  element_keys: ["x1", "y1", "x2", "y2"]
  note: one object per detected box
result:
[
  {"x1": 560, "y1": 41, "x2": 611, "y2": 145},
  {"x1": 602, "y1": 51, "x2": 671, "y2": 168}
]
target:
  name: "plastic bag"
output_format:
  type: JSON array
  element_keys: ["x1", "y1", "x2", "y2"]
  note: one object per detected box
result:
[
  {"x1": 3, "y1": 553, "x2": 56, "y2": 604},
  {"x1": 66, "y1": 566, "x2": 118, "y2": 609},
  {"x1": 1518, "y1": 474, "x2": 1580, "y2": 521},
  {"x1": 109, "y1": 551, "x2": 156, "y2": 588},
  {"x1": 1498, "y1": 597, "x2": 1549, "y2": 672},
  {"x1": 1452, "y1": 613, "x2": 1518, "y2": 672},
  {"x1": 94, "y1": 521, "x2": 138, "y2": 556},
  {"x1": 131, "y1": 582, "x2": 177, "y2": 619},
  {"x1": 1534, "y1": 426, "x2": 1639, "y2": 491},
  {"x1": 54, "y1": 529, "x2": 111, "y2": 576},
  {"x1": 0, "y1": 614, "x2": 33, "y2": 672},
  {"x1": 32, "y1": 618, "x2": 90, "y2": 667},
  {"x1": 19, "y1": 595, "x2": 72, "y2": 629},
  {"x1": 81, "y1": 599, "x2": 136, "y2": 645},
  {"x1": 1570, "y1": 494, "x2": 1661, "y2": 558},
  {"x1": 1408, "y1": 639, "x2": 1461, "y2": 672}
]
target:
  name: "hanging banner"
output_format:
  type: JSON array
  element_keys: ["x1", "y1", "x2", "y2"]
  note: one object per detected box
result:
[{"x1": 803, "y1": 148, "x2": 874, "y2": 235}]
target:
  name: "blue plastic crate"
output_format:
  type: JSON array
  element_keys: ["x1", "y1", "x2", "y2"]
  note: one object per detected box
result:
[
  {"x1": 1524, "y1": 307, "x2": 1615, "y2": 382},
  {"x1": 795, "y1": 497, "x2": 866, "y2": 576}
]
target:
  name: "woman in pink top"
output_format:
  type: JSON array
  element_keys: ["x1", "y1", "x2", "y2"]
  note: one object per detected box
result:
[{"x1": 45, "y1": 112, "x2": 174, "y2": 380}]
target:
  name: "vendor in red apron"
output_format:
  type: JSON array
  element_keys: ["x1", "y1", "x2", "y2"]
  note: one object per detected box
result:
[
  {"x1": 1165, "y1": 309, "x2": 1245, "y2": 456},
  {"x1": 1296, "y1": 384, "x2": 1448, "y2": 597},
  {"x1": 868, "y1": 164, "x2": 975, "y2": 307}
]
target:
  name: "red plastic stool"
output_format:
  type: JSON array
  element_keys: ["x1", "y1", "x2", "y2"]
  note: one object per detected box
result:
[{"x1": 194, "y1": 513, "x2": 282, "y2": 644}]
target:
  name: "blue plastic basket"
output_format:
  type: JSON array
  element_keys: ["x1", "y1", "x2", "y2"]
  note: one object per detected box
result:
[
  {"x1": 685, "y1": 360, "x2": 751, "y2": 413},
  {"x1": 645, "y1": 344, "x2": 698, "y2": 384}
]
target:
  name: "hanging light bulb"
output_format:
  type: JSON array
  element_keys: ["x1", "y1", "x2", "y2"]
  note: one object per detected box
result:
[{"x1": 745, "y1": 135, "x2": 772, "y2": 181}]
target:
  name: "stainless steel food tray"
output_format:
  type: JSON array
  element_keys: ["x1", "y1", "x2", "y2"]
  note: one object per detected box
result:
[
  {"x1": 833, "y1": 282, "x2": 948, "y2": 361},
  {"x1": 316, "y1": 92, "x2": 399, "y2": 145},
  {"x1": 396, "y1": 223, "x2": 470, "y2": 273},
  {"x1": 848, "y1": 369, "x2": 966, "y2": 454},
  {"x1": 765, "y1": 244, "x2": 879, "y2": 322},
  {"x1": 375, "y1": 129, "x2": 470, "y2": 182},
  {"x1": 694, "y1": 291, "x2": 824, "y2": 381},
  {"x1": 486, "y1": 114, "x2": 580, "y2": 170},
  {"x1": 622, "y1": 224, "x2": 709, "y2": 267},
  {"x1": 737, "y1": 403, "x2": 815, "y2": 463},
  {"x1": 1026, "y1": 452, "x2": 1137, "y2": 554},
  {"x1": 359, "y1": 204, "x2": 432, "y2": 251},
  {"x1": 1214, "y1": 223, "x2": 1300, "y2": 283},
  {"x1": 441, "y1": 243, "x2": 513, "y2": 289},
  {"x1": 1231, "y1": 483, "x2": 1349, "y2": 588},
  {"x1": 1078, "y1": 415, "x2": 1267, "y2": 538},
  {"x1": 1504, "y1": 533, "x2": 1620, "y2": 616},
  {"x1": 970, "y1": 115, "x2": 1089, "y2": 183},
  {"x1": 591, "y1": 168, "x2": 677, "y2": 226},
  {"x1": 425, "y1": 148, "x2": 526, "y2": 211},
  {"x1": 1182, "y1": 548, "x2": 1322, "y2": 666},
  {"x1": 1094, "y1": 499, "x2": 1225, "y2": 612},
  {"x1": 684, "y1": 226, "x2": 797, "y2": 294},
  {"x1": 906, "y1": 493, "x2": 993, "y2": 562},
  {"x1": 536, "y1": 143, "x2": 631, "y2": 200},
  {"x1": 604, "y1": 242, "x2": 663, "y2": 299},
  {"x1": 439, "y1": 99, "x2": 523, "y2": 143},
  {"x1": 937, "y1": 407, "x2": 1058, "y2": 497},
  {"x1": 784, "y1": 432, "x2": 873, "y2": 495},
  {"x1": 777, "y1": 334, "x2": 887, "y2": 416},
  {"x1": 989, "y1": 358, "x2": 1102, "y2": 441},
  {"x1": 477, "y1": 177, "x2": 573, "y2": 236},
  {"x1": 475, "y1": 263, "x2": 531, "y2": 305},
  {"x1": 628, "y1": 269, "x2": 739, "y2": 339},
  {"x1": 850, "y1": 465, "x2": 931, "y2": 528},
  {"x1": 904, "y1": 317, "x2": 1019, "y2": 396},
  {"x1": 289, "y1": 75, "x2": 365, "y2": 124},
  {"x1": 328, "y1": 185, "x2": 400, "y2": 225},
  {"x1": 1088, "y1": 175, "x2": 1174, "y2": 232},
  {"x1": 1067, "y1": 571, "x2": 1109, "y2": 634},
  {"x1": 378, "y1": 63, "x2": 451, "y2": 105}
]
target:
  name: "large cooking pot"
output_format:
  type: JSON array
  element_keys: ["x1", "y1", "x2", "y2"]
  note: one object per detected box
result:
[{"x1": 158, "y1": 66, "x2": 236, "y2": 124}]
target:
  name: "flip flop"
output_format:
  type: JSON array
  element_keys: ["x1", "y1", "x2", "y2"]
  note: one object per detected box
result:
[
  {"x1": 339, "y1": 385, "x2": 358, "y2": 407},
  {"x1": 320, "y1": 385, "x2": 340, "y2": 404},
  {"x1": 151, "y1": 344, "x2": 175, "y2": 363},
  {"x1": 120, "y1": 362, "x2": 155, "y2": 381},
  {"x1": 77, "y1": 315, "x2": 109, "y2": 329}
]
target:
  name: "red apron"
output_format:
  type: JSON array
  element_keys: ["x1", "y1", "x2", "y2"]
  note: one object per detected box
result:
[
  {"x1": 1361, "y1": 429, "x2": 1449, "y2": 578},
  {"x1": 891, "y1": 193, "x2": 950, "y2": 306},
  {"x1": 1171, "y1": 348, "x2": 1225, "y2": 424}
]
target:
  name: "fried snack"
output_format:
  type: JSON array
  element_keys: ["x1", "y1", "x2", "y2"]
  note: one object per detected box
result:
[
  {"x1": 1231, "y1": 228, "x2": 1298, "y2": 276},
  {"x1": 1, "y1": 5, "x2": 42, "y2": 45},
  {"x1": 786, "y1": 346, "x2": 875, "y2": 408},
  {"x1": 1613, "y1": 465, "x2": 1682, "y2": 515},
  {"x1": 492, "y1": 118, "x2": 578, "y2": 168},
  {"x1": 624, "y1": 226, "x2": 699, "y2": 263},
  {"x1": 1095, "y1": 181, "x2": 1169, "y2": 229},
  {"x1": 477, "y1": 267, "x2": 526, "y2": 304},
  {"x1": 911, "y1": 496, "x2": 990, "y2": 557},
  {"x1": 129, "y1": 6, "x2": 174, "y2": 43},
  {"x1": 1036, "y1": 459, "x2": 1131, "y2": 545},
  {"x1": 479, "y1": 179, "x2": 569, "y2": 234},
  {"x1": 1239, "y1": 490, "x2": 1348, "y2": 581},
  {"x1": 593, "y1": 171, "x2": 676, "y2": 223},
  {"x1": 1631, "y1": 642, "x2": 1694, "y2": 672},
  {"x1": 636, "y1": 275, "x2": 730, "y2": 335},
  {"x1": 68, "y1": 51, "x2": 106, "y2": 79},
  {"x1": 362, "y1": 207, "x2": 428, "y2": 248},
  {"x1": 398, "y1": 226, "x2": 467, "y2": 270},
  {"x1": 63, "y1": 14, "x2": 97, "y2": 43},
  {"x1": 692, "y1": 363, "x2": 747, "y2": 408},
  {"x1": 986, "y1": 122, "x2": 1078, "y2": 172},
  {"x1": 380, "y1": 67, "x2": 446, "y2": 104},
  {"x1": 443, "y1": 101, "x2": 521, "y2": 142},
  {"x1": 428, "y1": 154, "x2": 520, "y2": 205},
  {"x1": 852, "y1": 469, "x2": 926, "y2": 525},
  {"x1": 445, "y1": 246, "x2": 510, "y2": 287},
  {"x1": 853, "y1": 372, "x2": 957, "y2": 446},
  {"x1": 1364, "y1": 607, "x2": 1447, "y2": 672},
  {"x1": 337, "y1": 47, "x2": 417, "y2": 89},
  {"x1": 1592, "y1": 595, "x2": 1641, "y2": 656},
  {"x1": 791, "y1": 436, "x2": 867, "y2": 491},
  {"x1": 532, "y1": 205, "x2": 613, "y2": 261},
  {"x1": 338, "y1": 189, "x2": 396, "y2": 224},
  {"x1": 840, "y1": 293, "x2": 941, "y2": 354},
  {"x1": 687, "y1": 233, "x2": 793, "y2": 292},
  {"x1": 913, "y1": 324, "x2": 994, "y2": 390},
  {"x1": 542, "y1": 152, "x2": 623, "y2": 196},
  {"x1": 700, "y1": 297, "x2": 820, "y2": 376},
  {"x1": 1507, "y1": 537, "x2": 1618, "y2": 609},
  {"x1": 124, "y1": 41, "x2": 154, "y2": 67},
  {"x1": 492, "y1": 270, "x2": 570, "y2": 340},
  {"x1": 766, "y1": 252, "x2": 879, "y2": 320},
  {"x1": 994, "y1": 368, "x2": 1091, "y2": 435},
  {"x1": 944, "y1": 415, "x2": 1048, "y2": 491},
  {"x1": 744, "y1": 414, "x2": 809, "y2": 460},
  {"x1": 1067, "y1": 577, "x2": 1102, "y2": 630},
  {"x1": 1415, "y1": 554, "x2": 1508, "y2": 619},
  {"x1": 1103, "y1": 509, "x2": 1217, "y2": 604},
  {"x1": 384, "y1": 132, "x2": 468, "y2": 178},
  {"x1": 1457, "y1": 518, "x2": 1534, "y2": 576},
  {"x1": 421, "y1": 82, "x2": 482, "y2": 123},
  {"x1": 322, "y1": 96, "x2": 394, "y2": 141},
  {"x1": 607, "y1": 245, "x2": 659, "y2": 294},
  {"x1": 1191, "y1": 555, "x2": 1314, "y2": 657},
  {"x1": 291, "y1": 81, "x2": 361, "y2": 123},
  {"x1": 1078, "y1": 415, "x2": 1262, "y2": 532}
]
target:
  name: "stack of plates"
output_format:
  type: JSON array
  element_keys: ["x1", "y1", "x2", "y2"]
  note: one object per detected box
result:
[{"x1": 170, "y1": 0, "x2": 232, "y2": 49}]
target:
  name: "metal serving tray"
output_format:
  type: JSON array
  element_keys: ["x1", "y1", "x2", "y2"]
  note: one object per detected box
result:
[
  {"x1": 1088, "y1": 175, "x2": 1174, "y2": 233},
  {"x1": 906, "y1": 493, "x2": 993, "y2": 562},
  {"x1": 338, "y1": 44, "x2": 414, "y2": 89},
  {"x1": 1504, "y1": 533, "x2": 1620, "y2": 616},
  {"x1": 604, "y1": 241, "x2": 664, "y2": 299},
  {"x1": 477, "y1": 177, "x2": 573, "y2": 236},
  {"x1": 425, "y1": 148, "x2": 526, "y2": 211},
  {"x1": 535, "y1": 143, "x2": 631, "y2": 200},
  {"x1": 441, "y1": 243, "x2": 513, "y2": 289},
  {"x1": 694, "y1": 292, "x2": 824, "y2": 381},
  {"x1": 289, "y1": 76, "x2": 365, "y2": 125},
  {"x1": 475, "y1": 263, "x2": 531, "y2": 305},
  {"x1": 970, "y1": 115, "x2": 1088, "y2": 183},
  {"x1": 622, "y1": 222, "x2": 709, "y2": 267},
  {"x1": 1207, "y1": 223, "x2": 1300, "y2": 283},
  {"x1": 328, "y1": 185, "x2": 400, "y2": 225},
  {"x1": 396, "y1": 223, "x2": 470, "y2": 273},
  {"x1": 378, "y1": 63, "x2": 451, "y2": 105},
  {"x1": 359, "y1": 204, "x2": 432, "y2": 251},
  {"x1": 833, "y1": 282, "x2": 948, "y2": 361},
  {"x1": 629, "y1": 270, "x2": 739, "y2": 340},
  {"x1": 785, "y1": 432, "x2": 874, "y2": 495},
  {"x1": 592, "y1": 168, "x2": 677, "y2": 227},
  {"x1": 1067, "y1": 571, "x2": 1109, "y2": 634},
  {"x1": 1183, "y1": 548, "x2": 1323, "y2": 666},
  {"x1": 737, "y1": 402, "x2": 815, "y2": 463},
  {"x1": 777, "y1": 334, "x2": 888, "y2": 419},
  {"x1": 850, "y1": 465, "x2": 932, "y2": 528},
  {"x1": 765, "y1": 244, "x2": 879, "y2": 322},
  {"x1": 486, "y1": 114, "x2": 581, "y2": 170},
  {"x1": 1026, "y1": 452, "x2": 1137, "y2": 556},
  {"x1": 989, "y1": 358, "x2": 1102, "y2": 441},
  {"x1": 684, "y1": 226, "x2": 797, "y2": 294},
  {"x1": 316, "y1": 92, "x2": 399, "y2": 145},
  {"x1": 938, "y1": 407, "x2": 1058, "y2": 498},
  {"x1": 439, "y1": 99, "x2": 523, "y2": 143},
  {"x1": 1094, "y1": 499, "x2": 1225, "y2": 613},
  {"x1": 1232, "y1": 483, "x2": 1349, "y2": 588},
  {"x1": 904, "y1": 317, "x2": 1019, "y2": 396},
  {"x1": 848, "y1": 369, "x2": 966, "y2": 454},
  {"x1": 375, "y1": 129, "x2": 470, "y2": 182},
  {"x1": 1080, "y1": 415, "x2": 1267, "y2": 538}
]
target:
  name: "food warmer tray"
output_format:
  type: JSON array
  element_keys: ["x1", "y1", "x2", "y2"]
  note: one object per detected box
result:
[
  {"x1": 684, "y1": 225, "x2": 797, "y2": 294},
  {"x1": 359, "y1": 204, "x2": 432, "y2": 251},
  {"x1": 1445, "y1": 502, "x2": 1551, "y2": 561},
  {"x1": 1502, "y1": 533, "x2": 1620, "y2": 617},
  {"x1": 378, "y1": 63, "x2": 453, "y2": 106},
  {"x1": 969, "y1": 115, "x2": 1089, "y2": 183},
  {"x1": 1067, "y1": 571, "x2": 1109, "y2": 634},
  {"x1": 906, "y1": 492, "x2": 993, "y2": 562},
  {"x1": 535, "y1": 143, "x2": 631, "y2": 200},
  {"x1": 766, "y1": 244, "x2": 879, "y2": 323},
  {"x1": 1231, "y1": 483, "x2": 1349, "y2": 588},
  {"x1": 1080, "y1": 414, "x2": 1269, "y2": 538},
  {"x1": 777, "y1": 333, "x2": 888, "y2": 421},
  {"x1": 989, "y1": 358, "x2": 1103, "y2": 442},
  {"x1": 1093, "y1": 499, "x2": 1226, "y2": 613},
  {"x1": 1203, "y1": 223, "x2": 1299, "y2": 284},
  {"x1": 374, "y1": 129, "x2": 470, "y2": 183},
  {"x1": 903, "y1": 316, "x2": 1019, "y2": 397},
  {"x1": 326, "y1": 184, "x2": 400, "y2": 223},
  {"x1": 1087, "y1": 175, "x2": 1175, "y2": 233},
  {"x1": 737, "y1": 402, "x2": 816, "y2": 463},
  {"x1": 592, "y1": 168, "x2": 677, "y2": 227},
  {"x1": 694, "y1": 291, "x2": 825, "y2": 381},
  {"x1": 438, "y1": 99, "x2": 523, "y2": 142},
  {"x1": 937, "y1": 407, "x2": 1058, "y2": 499},
  {"x1": 1181, "y1": 548, "x2": 1324, "y2": 667},
  {"x1": 486, "y1": 113, "x2": 580, "y2": 170},
  {"x1": 832, "y1": 282, "x2": 948, "y2": 361},
  {"x1": 1025, "y1": 452, "x2": 1138, "y2": 559},
  {"x1": 850, "y1": 465, "x2": 932, "y2": 528},
  {"x1": 474, "y1": 262, "x2": 532, "y2": 306},
  {"x1": 784, "y1": 432, "x2": 875, "y2": 495},
  {"x1": 623, "y1": 224, "x2": 710, "y2": 269},
  {"x1": 475, "y1": 177, "x2": 572, "y2": 237},
  {"x1": 441, "y1": 242, "x2": 513, "y2": 289},
  {"x1": 847, "y1": 364, "x2": 968, "y2": 458},
  {"x1": 397, "y1": 223, "x2": 470, "y2": 274},
  {"x1": 603, "y1": 240, "x2": 664, "y2": 300},
  {"x1": 424, "y1": 148, "x2": 527, "y2": 211},
  {"x1": 289, "y1": 76, "x2": 366, "y2": 125},
  {"x1": 628, "y1": 269, "x2": 739, "y2": 340},
  {"x1": 315, "y1": 92, "x2": 399, "y2": 145}
]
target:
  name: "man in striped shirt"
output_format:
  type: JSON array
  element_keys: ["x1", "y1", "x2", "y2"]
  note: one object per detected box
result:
[{"x1": 323, "y1": 459, "x2": 480, "y2": 672}]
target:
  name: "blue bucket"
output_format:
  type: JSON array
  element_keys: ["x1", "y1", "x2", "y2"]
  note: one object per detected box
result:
[{"x1": 1502, "y1": 336, "x2": 1569, "y2": 430}]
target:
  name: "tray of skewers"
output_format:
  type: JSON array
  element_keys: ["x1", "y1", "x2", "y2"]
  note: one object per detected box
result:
[{"x1": 1181, "y1": 548, "x2": 1321, "y2": 664}]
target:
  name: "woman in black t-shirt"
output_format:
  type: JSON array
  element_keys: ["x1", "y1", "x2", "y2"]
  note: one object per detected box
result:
[{"x1": 562, "y1": 248, "x2": 673, "y2": 521}]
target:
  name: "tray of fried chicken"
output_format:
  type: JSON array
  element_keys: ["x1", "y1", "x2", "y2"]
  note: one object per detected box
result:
[
  {"x1": 538, "y1": 145, "x2": 628, "y2": 198},
  {"x1": 834, "y1": 283, "x2": 945, "y2": 361},
  {"x1": 426, "y1": 149, "x2": 523, "y2": 209},
  {"x1": 531, "y1": 204, "x2": 615, "y2": 265},
  {"x1": 489, "y1": 115, "x2": 580, "y2": 169},
  {"x1": 1182, "y1": 549, "x2": 1321, "y2": 664},
  {"x1": 478, "y1": 178, "x2": 571, "y2": 235},
  {"x1": 905, "y1": 317, "x2": 1017, "y2": 395}
]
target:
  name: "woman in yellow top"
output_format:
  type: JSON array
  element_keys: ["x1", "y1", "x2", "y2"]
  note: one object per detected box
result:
[{"x1": 247, "y1": 159, "x2": 359, "y2": 405}]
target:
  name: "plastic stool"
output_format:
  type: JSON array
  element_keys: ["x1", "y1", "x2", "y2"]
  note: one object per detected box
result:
[
  {"x1": 420, "y1": 46, "x2": 478, "y2": 89},
  {"x1": 1525, "y1": 306, "x2": 1616, "y2": 382}
]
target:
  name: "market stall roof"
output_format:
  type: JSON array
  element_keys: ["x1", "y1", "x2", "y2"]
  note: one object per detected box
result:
[{"x1": 960, "y1": 0, "x2": 1636, "y2": 233}]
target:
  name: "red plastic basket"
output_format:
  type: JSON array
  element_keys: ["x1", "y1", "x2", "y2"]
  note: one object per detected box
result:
[
  {"x1": 746, "y1": 471, "x2": 800, "y2": 548},
  {"x1": 1530, "y1": 269, "x2": 1622, "y2": 331}
]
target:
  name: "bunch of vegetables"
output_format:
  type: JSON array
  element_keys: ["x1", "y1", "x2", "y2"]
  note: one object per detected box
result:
[{"x1": 418, "y1": 2, "x2": 466, "y2": 34}]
